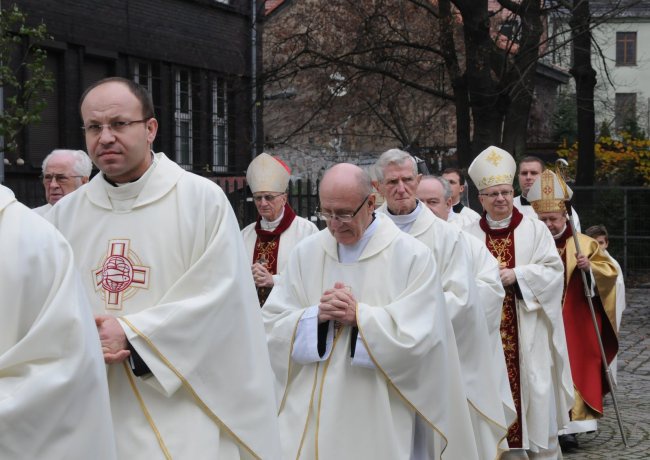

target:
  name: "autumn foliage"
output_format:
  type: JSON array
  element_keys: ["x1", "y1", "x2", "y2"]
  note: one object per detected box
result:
[{"x1": 557, "y1": 133, "x2": 650, "y2": 186}]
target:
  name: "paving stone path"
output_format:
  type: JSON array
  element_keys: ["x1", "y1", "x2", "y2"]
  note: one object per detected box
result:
[{"x1": 563, "y1": 288, "x2": 650, "y2": 459}]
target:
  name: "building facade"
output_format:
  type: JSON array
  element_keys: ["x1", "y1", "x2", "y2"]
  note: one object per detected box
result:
[{"x1": 3, "y1": 0, "x2": 260, "y2": 206}]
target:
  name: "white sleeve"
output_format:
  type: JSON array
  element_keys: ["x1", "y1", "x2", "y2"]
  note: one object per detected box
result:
[
  {"x1": 292, "y1": 305, "x2": 333, "y2": 364},
  {"x1": 351, "y1": 335, "x2": 376, "y2": 369}
]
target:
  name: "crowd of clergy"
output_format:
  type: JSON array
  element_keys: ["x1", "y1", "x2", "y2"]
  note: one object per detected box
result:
[{"x1": 0, "y1": 76, "x2": 625, "y2": 460}]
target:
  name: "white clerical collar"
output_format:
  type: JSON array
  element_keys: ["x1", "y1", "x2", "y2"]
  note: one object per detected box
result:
[
  {"x1": 338, "y1": 216, "x2": 379, "y2": 263},
  {"x1": 486, "y1": 213, "x2": 512, "y2": 229},
  {"x1": 102, "y1": 153, "x2": 158, "y2": 212},
  {"x1": 385, "y1": 201, "x2": 421, "y2": 233},
  {"x1": 553, "y1": 224, "x2": 568, "y2": 240},
  {"x1": 261, "y1": 209, "x2": 285, "y2": 231}
]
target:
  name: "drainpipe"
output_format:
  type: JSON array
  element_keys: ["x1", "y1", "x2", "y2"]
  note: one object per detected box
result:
[{"x1": 250, "y1": 0, "x2": 258, "y2": 160}]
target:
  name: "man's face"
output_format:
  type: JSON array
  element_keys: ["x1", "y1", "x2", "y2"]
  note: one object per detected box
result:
[
  {"x1": 538, "y1": 211, "x2": 567, "y2": 236},
  {"x1": 594, "y1": 235, "x2": 609, "y2": 250},
  {"x1": 81, "y1": 81, "x2": 158, "y2": 183},
  {"x1": 253, "y1": 192, "x2": 287, "y2": 221},
  {"x1": 43, "y1": 155, "x2": 87, "y2": 205},
  {"x1": 377, "y1": 162, "x2": 421, "y2": 215},
  {"x1": 319, "y1": 185, "x2": 375, "y2": 246},
  {"x1": 442, "y1": 172, "x2": 463, "y2": 204},
  {"x1": 416, "y1": 179, "x2": 451, "y2": 221},
  {"x1": 478, "y1": 185, "x2": 514, "y2": 221},
  {"x1": 518, "y1": 161, "x2": 543, "y2": 197}
]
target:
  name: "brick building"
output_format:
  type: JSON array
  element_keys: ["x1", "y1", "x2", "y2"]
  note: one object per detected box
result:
[{"x1": 3, "y1": 0, "x2": 261, "y2": 206}]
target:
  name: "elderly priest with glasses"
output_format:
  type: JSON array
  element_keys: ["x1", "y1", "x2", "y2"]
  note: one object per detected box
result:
[
  {"x1": 464, "y1": 146, "x2": 574, "y2": 459},
  {"x1": 262, "y1": 162, "x2": 478, "y2": 459},
  {"x1": 32, "y1": 149, "x2": 92, "y2": 216},
  {"x1": 241, "y1": 153, "x2": 318, "y2": 306}
]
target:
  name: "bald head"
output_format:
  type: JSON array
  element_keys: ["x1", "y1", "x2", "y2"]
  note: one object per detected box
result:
[
  {"x1": 417, "y1": 176, "x2": 452, "y2": 221},
  {"x1": 319, "y1": 163, "x2": 375, "y2": 245}
]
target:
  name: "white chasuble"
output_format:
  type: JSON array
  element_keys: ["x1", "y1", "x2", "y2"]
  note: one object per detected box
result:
[
  {"x1": 47, "y1": 153, "x2": 281, "y2": 460},
  {"x1": 379, "y1": 203, "x2": 512, "y2": 459},
  {"x1": 0, "y1": 185, "x2": 116, "y2": 459},
  {"x1": 263, "y1": 214, "x2": 478, "y2": 460},
  {"x1": 465, "y1": 215, "x2": 574, "y2": 453}
]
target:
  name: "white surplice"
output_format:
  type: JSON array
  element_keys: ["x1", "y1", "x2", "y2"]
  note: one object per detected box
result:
[
  {"x1": 47, "y1": 153, "x2": 281, "y2": 460},
  {"x1": 0, "y1": 185, "x2": 116, "y2": 460},
  {"x1": 262, "y1": 213, "x2": 478, "y2": 460},
  {"x1": 241, "y1": 214, "x2": 318, "y2": 284},
  {"x1": 31, "y1": 202, "x2": 51, "y2": 216},
  {"x1": 379, "y1": 202, "x2": 512, "y2": 459},
  {"x1": 465, "y1": 215, "x2": 574, "y2": 453}
]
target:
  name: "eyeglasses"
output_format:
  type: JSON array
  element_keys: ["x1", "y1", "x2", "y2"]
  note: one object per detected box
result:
[
  {"x1": 253, "y1": 193, "x2": 285, "y2": 203},
  {"x1": 479, "y1": 190, "x2": 514, "y2": 199},
  {"x1": 316, "y1": 195, "x2": 370, "y2": 223},
  {"x1": 82, "y1": 119, "x2": 150, "y2": 136},
  {"x1": 41, "y1": 174, "x2": 83, "y2": 184}
]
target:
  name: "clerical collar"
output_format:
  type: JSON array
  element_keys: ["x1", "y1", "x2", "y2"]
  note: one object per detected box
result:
[
  {"x1": 385, "y1": 201, "x2": 421, "y2": 233},
  {"x1": 486, "y1": 213, "x2": 512, "y2": 229},
  {"x1": 103, "y1": 152, "x2": 155, "y2": 187},
  {"x1": 452, "y1": 201, "x2": 464, "y2": 213},
  {"x1": 519, "y1": 195, "x2": 531, "y2": 206},
  {"x1": 553, "y1": 224, "x2": 568, "y2": 240},
  {"x1": 338, "y1": 216, "x2": 379, "y2": 263},
  {"x1": 261, "y1": 209, "x2": 285, "y2": 231}
]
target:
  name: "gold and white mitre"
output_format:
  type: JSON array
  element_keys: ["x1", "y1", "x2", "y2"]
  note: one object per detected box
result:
[
  {"x1": 467, "y1": 146, "x2": 516, "y2": 191},
  {"x1": 527, "y1": 169, "x2": 571, "y2": 214},
  {"x1": 246, "y1": 152, "x2": 291, "y2": 193}
]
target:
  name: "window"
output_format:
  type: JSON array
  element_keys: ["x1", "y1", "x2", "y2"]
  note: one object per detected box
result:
[
  {"x1": 211, "y1": 77, "x2": 229, "y2": 172},
  {"x1": 616, "y1": 32, "x2": 636, "y2": 66},
  {"x1": 174, "y1": 69, "x2": 193, "y2": 169},
  {"x1": 615, "y1": 93, "x2": 637, "y2": 131},
  {"x1": 133, "y1": 62, "x2": 152, "y2": 93}
]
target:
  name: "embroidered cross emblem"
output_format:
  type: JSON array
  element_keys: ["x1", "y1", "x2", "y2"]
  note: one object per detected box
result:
[
  {"x1": 94, "y1": 239, "x2": 150, "y2": 310},
  {"x1": 487, "y1": 150, "x2": 503, "y2": 166}
]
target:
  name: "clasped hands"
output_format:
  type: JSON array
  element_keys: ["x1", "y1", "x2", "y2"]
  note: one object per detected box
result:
[
  {"x1": 95, "y1": 315, "x2": 130, "y2": 364},
  {"x1": 251, "y1": 262, "x2": 274, "y2": 288},
  {"x1": 318, "y1": 281, "x2": 357, "y2": 326}
]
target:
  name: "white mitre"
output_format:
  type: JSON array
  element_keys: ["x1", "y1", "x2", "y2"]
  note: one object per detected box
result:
[
  {"x1": 246, "y1": 152, "x2": 290, "y2": 193},
  {"x1": 468, "y1": 146, "x2": 516, "y2": 191},
  {"x1": 527, "y1": 169, "x2": 572, "y2": 214}
]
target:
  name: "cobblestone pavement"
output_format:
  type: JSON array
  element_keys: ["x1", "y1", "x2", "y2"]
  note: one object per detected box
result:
[{"x1": 563, "y1": 288, "x2": 650, "y2": 459}]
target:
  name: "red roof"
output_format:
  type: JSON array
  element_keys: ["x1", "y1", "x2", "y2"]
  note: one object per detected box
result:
[{"x1": 265, "y1": 0, "x2": 286, "y2": 15}]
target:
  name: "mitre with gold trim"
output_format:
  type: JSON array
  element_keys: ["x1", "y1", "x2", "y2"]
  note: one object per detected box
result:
[
  {"x1": 468, "y1": 146, "x2": 516, "y2": 191},
  {"x1": 246, "y1": 152, "x2": 291, "y2": 193},
  {"x1": 527, "y1": 169, "x2": 571, "y2": 214}
]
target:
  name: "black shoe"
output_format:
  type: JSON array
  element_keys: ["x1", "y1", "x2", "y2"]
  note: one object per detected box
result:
[{"x1": 559, "y1": 433, "x2": 579, "y2": 451}]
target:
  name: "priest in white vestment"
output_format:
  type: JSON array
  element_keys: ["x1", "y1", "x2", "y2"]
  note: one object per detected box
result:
[
  {"x1": 32, "y1": 149, "x2": 92, "y2": 216},
  {"x1": 47, "y1": 77, "x2": 281, "y2": 459},
  {"x1": 442, "y1": 167, "x2": 481, "y2": 223},
  {"x1": 417, "y1": 175, "x2": 517, "y2": 428},
  {"x1": 465, "y1": 146, "x2": 574, "y2": 459},
  {"x1": 0, "y1": 185, "x2": 116, "y2": 460},
  {"x1": 263, "y1": 163, "x2": 478, "y2": 460},
  {"x1": 241, "y1": 153, "x2": 318, "y2": 306},
  {"x1": 374, "y1": 150, "x2": 512, "y2": 459}
]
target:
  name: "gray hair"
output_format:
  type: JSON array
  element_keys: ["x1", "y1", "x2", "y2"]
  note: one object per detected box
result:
[
  {"x1": 42, "y1": 149, "x2": 93, "y2": 177},
  {"x1": 422, "y1": 175, "x2": 452, "y2": 201},
  {"x1": 374, "y1": 148, "x2": 417, "y2": 182}
]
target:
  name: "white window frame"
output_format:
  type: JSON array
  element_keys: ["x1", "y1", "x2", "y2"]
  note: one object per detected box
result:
[
  {"x1": 174, "y1": 69, "x2": 193, "y2": 169},
  {"x1": 212, "y1": 77, "x2": 229, "y2": 172},
  {"x1": 133, "y1": 62, "x2": 152, "y2": 92}
]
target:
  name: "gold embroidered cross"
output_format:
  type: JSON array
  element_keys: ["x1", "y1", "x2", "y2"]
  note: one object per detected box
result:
[{"x1": 487, "y1": 150, "x2": 502, "y2": 166}]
